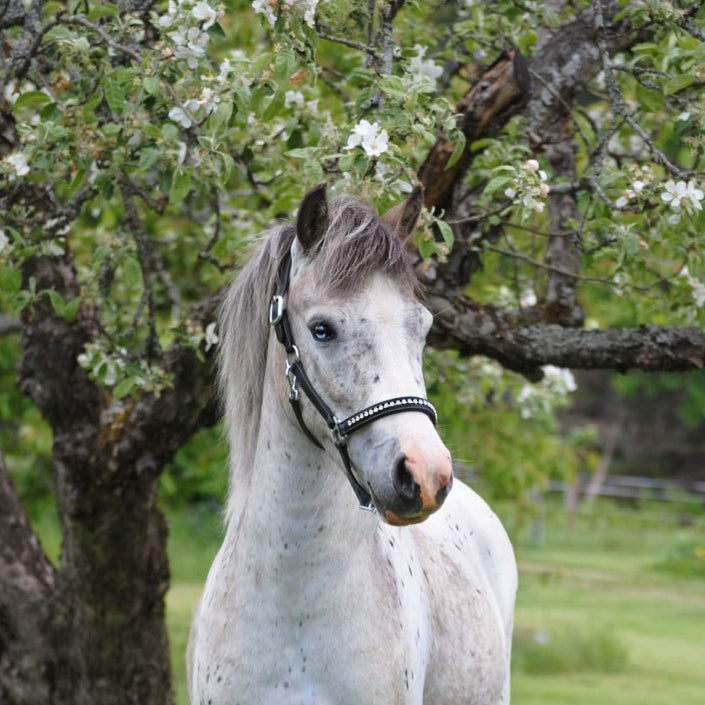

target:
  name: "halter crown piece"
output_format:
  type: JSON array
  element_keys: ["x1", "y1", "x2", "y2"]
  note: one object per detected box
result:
[{"x1": 269, "y1": 249, "x2": 438, "y2": 511}]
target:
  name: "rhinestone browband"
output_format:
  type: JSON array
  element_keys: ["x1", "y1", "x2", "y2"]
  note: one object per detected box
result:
[{"x1": 339, "y1": 396, "x2": 437, "y2": 436}]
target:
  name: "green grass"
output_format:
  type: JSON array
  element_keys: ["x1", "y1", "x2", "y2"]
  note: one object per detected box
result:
[
  {"x1": 165, "y1": 496, "x2": 705, "y2": 705},
  {"x1": 23, "y1": 493, "x2": 705, "y2": 704},
  {"x1": 507, "y1": 499, "x2": 705, "y2": 705},
  {"x1": 166, "y1": 505, "x2": 223, "y2": 705}
]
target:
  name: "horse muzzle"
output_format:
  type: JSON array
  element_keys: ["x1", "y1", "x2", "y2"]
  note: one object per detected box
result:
[{"x1": 371, "y1": 447, "x2": 454, "y2": 525}]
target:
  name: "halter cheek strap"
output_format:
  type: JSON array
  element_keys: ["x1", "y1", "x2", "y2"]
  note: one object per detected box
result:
[{"x1": 269, "y1": 250, "x2": 438, "y2": 511}]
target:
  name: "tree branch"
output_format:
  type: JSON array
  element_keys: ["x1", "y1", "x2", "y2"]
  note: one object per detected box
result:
[
  {"x1": 418, "y1": 49, "x2": 530, "y2": 211},
  {"x1": 426, "y1": 289, "x2": 705, "y2": 379}
]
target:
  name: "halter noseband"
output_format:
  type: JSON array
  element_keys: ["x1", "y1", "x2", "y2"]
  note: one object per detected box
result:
[{"x1": 268, "y1": 249, "x2": 438, "y2": 512}]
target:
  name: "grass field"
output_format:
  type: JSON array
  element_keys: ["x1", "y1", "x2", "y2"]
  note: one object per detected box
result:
[{"x1": 166, "y1": 494, "x2": 705, "y2": 705}]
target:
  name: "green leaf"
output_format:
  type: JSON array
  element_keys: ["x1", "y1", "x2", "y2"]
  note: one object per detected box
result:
[
  {"x1": 250, "y1": 52, "x2": 273, "y2": 76},
  {"x1": 217, "y1": 153, "x2": 235, "y2": 184},
  {"x1": 262, "y1": 89, "x2": 285, "y2": 120},
  {"x1": 303, "y1": 160, "x2": 324, "y2": 183},
  {"x1": 379, "y1": 75, "x2": 407, "y2": 100},
  {"x1": 104, "y1": 79, "x2": 125, "y2": 115},
  {"x1": 207, "y1": 101, "x2": 233, "y2": 135},
  {"x1": 436, "y1": 219, "x2": 454, "y2": 248},
  {"x1": 143, "y1": 76, "x2": 161, "y2": 96},
  {"x1": 161, "y1": 123, "x2": 179, "y2": 141},
  {"x1": 664, "y1": 74, "x2": 696, "y2": 96},
  {"x1": 275, "y1": 48, "x2": 297, "y2": 81},
  {"x1": 169, "y1": 167, "x2": 192, "y2": 207},
  {"x1": 0, "y1": 265, "x2": 21, "y2": 294},
  {"x1": 88, "y1": 2, "x2": 119, "y2": 19},
  {"x1": 138, "y1": 148, "x2": 161, "y2": 172},
  {"x1": 62, "y1": 295, "x2": 82, "y2": 322},
  {"x1": 483, "y1": 175, "x2": 513, "y2": 197},
  {"x1": 286, "y1": 147, "x2": 317, "y2": 160},
  {"x1": 208, "y1": 22, "x2": 226, "y2": 38},
  {"x1": 446, "y1": 132, "x2": 466, "y2": 170},
  {"x1": 14, "y1": 90, "x2": 51, "y2": 110},
  {"x1": 113, "y1": 377, "x2": 137, "y2": 399},
  {"x1": 121, "y1": 255, "x2": 142, "y2": 288}
]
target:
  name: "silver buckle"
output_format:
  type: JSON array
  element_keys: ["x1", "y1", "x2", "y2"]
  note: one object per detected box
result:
[{"x1": 269, "y1": 295, "x2": 284, "y2": 325}]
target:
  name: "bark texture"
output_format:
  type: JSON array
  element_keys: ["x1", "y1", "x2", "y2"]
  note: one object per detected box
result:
[
  {"x1": 0, "y1": 452, "x2": 56, "y2": 705},
  {"x1": 3, "y1": 254, "x2": 220, "y2": 705}
]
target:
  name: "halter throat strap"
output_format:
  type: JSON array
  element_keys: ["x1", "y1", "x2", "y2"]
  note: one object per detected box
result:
[{"x1": 268, "y1": 250, "x2": 437, "y2": 511}]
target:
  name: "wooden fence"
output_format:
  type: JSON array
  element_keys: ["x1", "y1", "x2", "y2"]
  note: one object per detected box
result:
[{"x1": 549, "y1": 473, "x2": 705, "y2": 504}]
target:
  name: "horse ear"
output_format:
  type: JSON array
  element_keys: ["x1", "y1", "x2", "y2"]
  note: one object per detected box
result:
[
  {"x1": 381, "y1": 183, "x2": 425, "y2": 241},
  {"x1": 296, "y1": 182, "x2": 329, "y2": 253}
]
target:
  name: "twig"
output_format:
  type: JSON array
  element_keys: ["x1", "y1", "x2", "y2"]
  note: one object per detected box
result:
[
  {"x1": 317, "y1": 28, "x2": 383, "y2": 62},
  {"x1": 63, "y1": 15, "x2": 143, "y2": 63},
  {"x1": 120, "y1": 183, "x2": 161, "y2": 360},
  {"x1": 594, "y1": 0, "x2": 687, "y2": 179}
]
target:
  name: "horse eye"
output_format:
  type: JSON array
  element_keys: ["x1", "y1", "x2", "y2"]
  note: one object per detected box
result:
[{"x1": 310, "y1": 321, "x2": 336, "y2": 342}]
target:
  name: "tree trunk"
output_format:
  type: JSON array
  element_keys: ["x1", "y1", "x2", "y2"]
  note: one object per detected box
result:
[
  {"x1": 7, "y1": 254, "x2": 218, "y2": 705},
  {"x1": 0, "y1": 450, "x2": 56, "y2": 705}
]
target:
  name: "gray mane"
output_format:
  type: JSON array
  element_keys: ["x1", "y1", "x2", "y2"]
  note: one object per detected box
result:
[{"x1": 217, "y1": 194, "x2": 416, "y2": 515}]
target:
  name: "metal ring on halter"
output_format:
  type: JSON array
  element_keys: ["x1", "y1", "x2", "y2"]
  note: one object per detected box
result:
[{"x1": 269, "y1": 295, "x2": 285, "y2": 326}]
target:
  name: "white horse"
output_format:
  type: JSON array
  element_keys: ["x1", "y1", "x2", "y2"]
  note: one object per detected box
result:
[{"x1": 188, "y1": 184, "x2": 517, "y2": 705}]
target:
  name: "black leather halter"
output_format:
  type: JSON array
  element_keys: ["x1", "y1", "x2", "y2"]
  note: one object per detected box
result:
[{"x1": 268, "y1": 249, "x2": 438, "y2": 511}]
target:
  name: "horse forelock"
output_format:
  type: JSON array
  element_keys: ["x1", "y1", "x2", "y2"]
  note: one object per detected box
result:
[{"x1": 314, "y1": 195, "x2": 417, "y2": 296}]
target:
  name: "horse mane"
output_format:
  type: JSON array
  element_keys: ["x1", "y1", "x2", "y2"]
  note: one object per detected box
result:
[{"x1": 217, "y1": 194, "x2": 417, "y2": 518}]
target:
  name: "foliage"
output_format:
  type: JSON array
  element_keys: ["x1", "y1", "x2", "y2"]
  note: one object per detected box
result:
[
  {"x1": 1, "y1": 0, "x2": 705, "y2": 510},
  {"x1": 426, "y1": 350, "x2": 582, "y2": 502},
  {"x1": 611, "y1": 369, "x2": 705, "y2": 428},
  {"x1": 0, "y1": 334, "x2": 53, "y2": 504}
]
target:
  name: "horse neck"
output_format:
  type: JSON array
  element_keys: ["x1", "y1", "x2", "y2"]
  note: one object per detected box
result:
[{"x1": 224, "y1": 338, "x2": 377, "y2": 580}]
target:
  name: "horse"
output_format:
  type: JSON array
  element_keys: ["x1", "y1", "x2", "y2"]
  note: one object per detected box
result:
[{"x1": 188, "y1": 183, "x2": 517, "y2": 705}]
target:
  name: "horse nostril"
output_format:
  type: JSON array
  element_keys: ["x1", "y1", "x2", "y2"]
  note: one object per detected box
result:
[
  {"x1": 435, "y1": 472, "x2": 453, "y2": 505},
  {"x1": 392, "y1": 454, "x2": 420, "y2": 503}
]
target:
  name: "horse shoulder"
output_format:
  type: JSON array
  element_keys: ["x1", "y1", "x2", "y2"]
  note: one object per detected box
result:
[
  {"x1": 432, "y1": 479, "x2": 517, "y2": 629},
  {"x1": 411, "y1": 479, "x2": 517, "y2": 704}
]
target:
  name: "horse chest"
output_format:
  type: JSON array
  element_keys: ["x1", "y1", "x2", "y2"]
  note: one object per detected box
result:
[{"x1": 193, "y1": 532, "x2": 416, "y2": 705}]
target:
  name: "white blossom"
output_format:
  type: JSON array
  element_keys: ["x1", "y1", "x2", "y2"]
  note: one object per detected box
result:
[
  {"x1": 204, "y1": 322, "x2": 219, "y2": 351},
  {"x1": 177, "y1": 141, "x2": 188, "y2": 164},
  {"x1": 252, "y1": 0, "x2": 318, "y2": 28},
  {"x1": 408, "y1": 44, "x2": 443, "y2": 85},
  {"x1": 345, "y1": 119, "x2": 389, "y2": 157},
  {"x1": 198, "y1": 87, "x2": 220, "y2": 114},
  {"x1": 661, "y1": 179, "x2": 704, "y2": 223},
  {"x1": 679, "y1": 266, "x2": 705, "y2": 307},
  {"x1": 5, "y1": 152, "x2": 30, "y2": 176},
  {"x1": 169, "y1": 106, "x2": 193, "y2": 128},
  {"x1": 616, "y1": 179, "x2": 645, "y2": 209},
  {"x1": 252, "y1": 0, "x2": 276, "y2": 25},
  {"x1": 285, "y1": 90, "x2": 305, "y2": 108},
  {"x1": 543, "y1": 365, "x2": 577, "y2": 395},
  {"x1": 0, "y1": 230, "x2": 9, "y2": 252},
  {"x1": 191, "y1": 1, "x2": 220, "y2": 29}
]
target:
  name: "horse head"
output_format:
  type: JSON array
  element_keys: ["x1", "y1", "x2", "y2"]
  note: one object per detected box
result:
[{"x1": 276, "y1": 183, "x2": 453, "y2": 525}]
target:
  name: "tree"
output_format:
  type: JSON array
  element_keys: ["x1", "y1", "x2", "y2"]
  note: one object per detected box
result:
[{"x1": 1, "y1": 1, "x2": 704, "y2": 703}]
